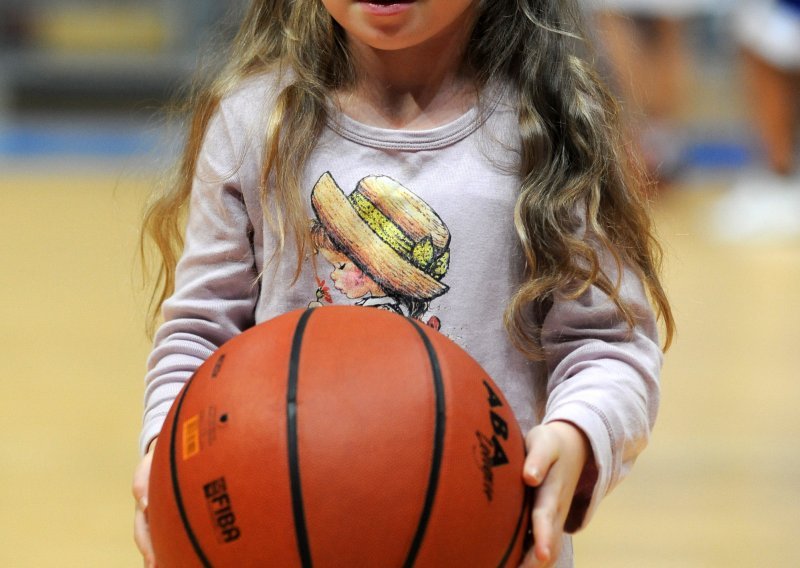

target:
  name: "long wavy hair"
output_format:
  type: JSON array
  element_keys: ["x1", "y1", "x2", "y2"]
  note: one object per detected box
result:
[{"x1": 142, "y1": 0, "x2": 675, "y2": 356}]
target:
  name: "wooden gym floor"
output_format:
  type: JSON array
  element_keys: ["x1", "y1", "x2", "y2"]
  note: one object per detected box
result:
[{"x1": 1, "y1": 158, "x2": 798, "y2": 567}]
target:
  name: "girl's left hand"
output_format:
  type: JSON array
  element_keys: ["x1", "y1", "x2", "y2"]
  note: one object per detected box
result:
[{"x1": 518, "y1": 421, "x2": 591, "y2": 568}]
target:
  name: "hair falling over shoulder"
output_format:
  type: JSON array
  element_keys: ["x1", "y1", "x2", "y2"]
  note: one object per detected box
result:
[
  {"x1": 140, "y1": 0, "x2": 350, "y2": 336},
  {"x1": 141, "y1": 0, "x2": 674, "y2": 354},
  {"x1": 465, "y1": 0, "x2": 676, "y2": 357}
]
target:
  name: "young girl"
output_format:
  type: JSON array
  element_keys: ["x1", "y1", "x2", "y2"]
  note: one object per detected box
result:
[{"x1": 132, "y1": 1, "x2": 674, "y2": 566}]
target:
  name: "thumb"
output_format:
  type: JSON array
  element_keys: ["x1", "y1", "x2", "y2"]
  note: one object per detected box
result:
[
  {"x1": 523, "y1": 425, "x2": 560, "y2": 488},
  {"x1": 132, "y1": 444, "x2": 156, "y2": 511}
]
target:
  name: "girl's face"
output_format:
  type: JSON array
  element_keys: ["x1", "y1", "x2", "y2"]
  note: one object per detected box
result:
[
  {"x1": 320, "y1": 0, "x2": 476, "y2": 53},
  {"x1": 320, "y1": 248, "x2": 385, "y2": 299}
]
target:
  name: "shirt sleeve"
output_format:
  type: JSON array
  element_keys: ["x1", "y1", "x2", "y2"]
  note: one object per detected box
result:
[
  {"x1": 139, "y1": 107, "x2": 259, "y2": 455},
  {"x1": 540, "y1": 245, "x2": 663, "y2": 532}
]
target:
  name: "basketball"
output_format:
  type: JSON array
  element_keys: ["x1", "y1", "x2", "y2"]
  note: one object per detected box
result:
[{"x1": 148, "y1": 306, "x2": 529, "y2": 567}]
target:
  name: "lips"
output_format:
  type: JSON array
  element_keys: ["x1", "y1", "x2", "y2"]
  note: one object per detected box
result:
[{"x1": 357, "y1": 1, "x2": 415, "y2": 16}]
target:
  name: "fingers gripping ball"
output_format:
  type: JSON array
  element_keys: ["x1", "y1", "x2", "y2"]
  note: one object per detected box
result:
[{"x1": 148, "y1": 306, "x2": 529, "y2": 567}]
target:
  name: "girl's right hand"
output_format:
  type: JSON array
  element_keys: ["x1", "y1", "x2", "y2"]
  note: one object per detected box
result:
[{"x1": 133, "y1": 440, "x2": 157, "y2": 567}]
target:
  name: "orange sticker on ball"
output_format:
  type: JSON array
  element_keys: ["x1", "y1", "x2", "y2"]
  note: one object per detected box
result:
[{"x1": 182, "y1": 414, "x2": 201, "y2": 460}]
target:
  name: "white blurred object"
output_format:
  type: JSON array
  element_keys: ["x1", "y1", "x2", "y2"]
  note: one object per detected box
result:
[
  {"x1": 581, "y1": 0, "x2": 732, "y2": 17},
  {"x1": 711, "y1": 170, "x2": 800, "y2": 241},
  {"x1": 734, "y1": 0, "x2": 800, "y2": 69}
]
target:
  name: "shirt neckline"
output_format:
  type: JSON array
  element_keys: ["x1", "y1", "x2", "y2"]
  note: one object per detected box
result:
[{"x1": 326, "y1": 82, "x2": 506, "y2": 151}]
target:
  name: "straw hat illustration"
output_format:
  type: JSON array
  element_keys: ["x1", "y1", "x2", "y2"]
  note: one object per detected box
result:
[{"x1": 311, "y1": 172, "x2": 450, "y2": 300}]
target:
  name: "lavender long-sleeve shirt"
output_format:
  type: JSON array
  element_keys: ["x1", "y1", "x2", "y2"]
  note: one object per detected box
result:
[{"x1": 142, "y1": 73, "x2": 662, "y2": 564}]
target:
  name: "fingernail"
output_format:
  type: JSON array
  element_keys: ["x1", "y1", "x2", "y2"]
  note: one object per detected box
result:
[
  {"x1": 526, "y1": 466, "x2": 541, "y2": 484},
  {"x1": 138, "y1": 496, "x2": 148, "y2": 511}
]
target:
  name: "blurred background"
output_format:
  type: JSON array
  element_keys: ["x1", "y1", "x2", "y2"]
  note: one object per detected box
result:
[{"x1": 0, "y1": 0, "x2": 798, "y2": 566}]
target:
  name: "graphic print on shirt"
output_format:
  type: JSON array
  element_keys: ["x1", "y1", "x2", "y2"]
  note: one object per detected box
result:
[{"x1": 309, "y1": 171, "x2": 450, "y2": 330}]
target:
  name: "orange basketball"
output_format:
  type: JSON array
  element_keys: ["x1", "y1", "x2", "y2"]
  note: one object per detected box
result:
[{"x1": 148, "y1": 306, "x2": 529, "y2": 567}]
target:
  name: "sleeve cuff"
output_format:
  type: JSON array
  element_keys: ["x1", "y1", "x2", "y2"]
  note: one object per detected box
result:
[
  {"x1": 139, "y1": 411, "x2": 169, "y2": 456},
  {"x1": 544, "y1": 400, "x2": 616, "y2": 532}
]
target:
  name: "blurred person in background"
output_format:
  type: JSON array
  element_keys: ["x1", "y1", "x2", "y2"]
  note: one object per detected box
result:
[
  {"x1": 735, "y1": 0, "x2": 800, "y2": 179},
  {"x1": 583, "y1": 0, "x2": 719, "y2": 187},
  {"x1": 710, "y1": 0, "x2": 800, "y2": 241}
]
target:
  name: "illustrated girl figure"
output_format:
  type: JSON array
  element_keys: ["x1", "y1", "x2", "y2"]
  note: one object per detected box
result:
[
  {"x1": 133, "y1": 1, "x2": 675, "y2": 566},
  {"x1": 309, "y1": 172, "x2": 448, "y2": 330}
]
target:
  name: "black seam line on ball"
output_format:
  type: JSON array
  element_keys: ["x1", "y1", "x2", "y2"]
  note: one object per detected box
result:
[
  {"x1": 403, "y1": 319, "x2": 446, "y2": 568},
  {"x1": 497, "y1": 474, "x2": 530, "y2": 568},
  {"x1": 288, "y1": 308, "x2": 316, "y2": 568},
  {"x1": 169, "y1": 370, "x2": 213, "y2": 568}
]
